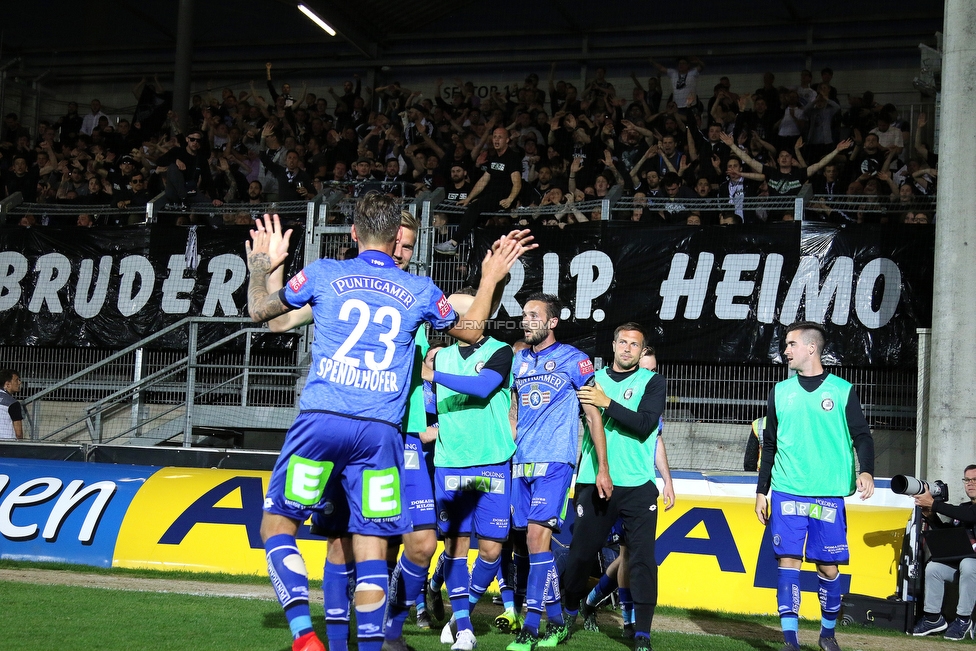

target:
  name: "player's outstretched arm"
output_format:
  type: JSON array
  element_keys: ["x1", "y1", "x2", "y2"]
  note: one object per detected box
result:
[
  {"x1": 259, "y1": 214, "x2": 312, "y2": 332},
  {"x1": 246, "y1": 214, "x2": 293, "y2": 323},
  {"x1": 448, "y1": 230, "x2": 536, "y2": 344}
]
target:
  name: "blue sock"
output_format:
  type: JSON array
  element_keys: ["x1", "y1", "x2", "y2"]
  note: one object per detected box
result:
[
  {"x1": 386, "y1": 555, "x2": 427, "y2": 640},
  {"x1": 324, "y1": 560, "x2": 354, "y2": 651},
  {"x1": 778, "y1": 567, "x2": 801, "y2": 647},
  {"x1": 587, "y1": 571, "x2": 617, "y2": 607},
  {"x1": 354, "y1": 559, "x2": 388, "y2": 651},
  {"x1": 543, "y1": 555, "x2": 564, "y2": 626},
  {"x1": 619, "y1": 587, "x2": 634, "y2": 625},
  {"x1": 430, "y1": 551, "x2": 447, "y2": 590},
  {"x1": 497, "y1": 556, "x2": 516, "y2": 611},
  {"x1": 264, "y1": 534, "x2": 312, "y2": 639},
  {"x1": 469, "y1": 555, "x2": 502, "y2": 614},
  {"x1": 514, "y1": 552, "x2": 529, "y2": 615},
  {"x1": 445, "y1": 555, "x2": 473, "y2": 633},
  {"x1": 416, "y1": 589, "x2": 427, "y2": 614},
  {"x1": 819, "y1": 574, "x2": 841, "y2": 637},
  {"x1": 523, "y1": 552, "x2": 551, "y2": 636}
]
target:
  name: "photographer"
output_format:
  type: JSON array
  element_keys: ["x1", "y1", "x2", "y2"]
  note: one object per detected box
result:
[{"x1": 911, "y1": 465, "x2": 976, "y2": 639}]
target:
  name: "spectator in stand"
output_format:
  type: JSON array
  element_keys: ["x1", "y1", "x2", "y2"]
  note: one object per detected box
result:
[
  {"x1": 81, "y1": 99, "x2": 108, "y2": 136},
  {"x1": 870, "y1": 114, "x2": 904, "y2": 170},
  {"x1": 793, "y1": 70, "x2": 817, "y2": 108},
  {"x1": 3, "y1": 156, "x2": 40, "y2": 201},
  {"x1": 78, "y1": 176, "x2": 113, "y2": 205},
  {"x1": 435, "y1": 127, "x2": 522, "y2": 255},
  {"x1": 802, "y1": 85, "x2": 841, "y2": 162},
  {"x1": 775, "y1": 91, "x2": 806, "y2": 153},
  {"x1": 116, "y1": 171, "x2": 151, "y2": 211},
  {"x1": 155, "y1": 128, "x2": 221, "y2": 208},
  {"x1": 651, "y1": 57, "x2": 704, "y2": 114},
  {"x1": 56, "y1": 102, "x2": 85, "y2": 142},
  {"x1": 755, "y1": 72, "x2": 781, "y2": 116},
  {"x1": 265, "y1": 63, "x2": 295, "y2": 108},
  {"x1": 849, "y1": 132, "x2": 887, "y2": 180},
  {"x1": 727, "y1": 129, "x2": 853, "y2": 197},
  {"x1": 76, "y1": 213, "x2": 96, "y2": 228},
  {"x1": 260, "y1": 125, "x2": 316, "y2": 202},
  {"x1": 820, "y1": 68, "x2": 839, "y2": 103}
]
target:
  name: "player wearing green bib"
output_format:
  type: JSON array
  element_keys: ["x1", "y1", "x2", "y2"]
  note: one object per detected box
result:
[
  {"x1": 755, "y1": 321, "x2": 874, "y2": 651},
  {"x1": 562, "y1": 322, "x2": 671, "y2": 651},
  {"x1": 424, "y1": 331, "x2": 516, "y2": 651}
]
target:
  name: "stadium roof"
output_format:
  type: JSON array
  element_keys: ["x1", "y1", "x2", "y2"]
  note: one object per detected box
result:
[{"x1": 2, "y1": 0, "x2": 945, "y2": 83}]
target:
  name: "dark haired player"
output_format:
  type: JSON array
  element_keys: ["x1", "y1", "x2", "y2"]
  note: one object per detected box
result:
[
  {"x1": 506, "y1": 293, "x2": 609, "y2": 651},
  {"x1": 245, "y1": 195, "x2": 533, "y2": 651},
  {"x1": 561, "y1": 322, "x2": 669, "y2": 651},
  {"x1": 755, "y1": 321, "x2": 874, "y2": 651}
]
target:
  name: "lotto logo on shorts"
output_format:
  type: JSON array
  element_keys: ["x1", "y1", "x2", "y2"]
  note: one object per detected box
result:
[
  {"x1": 436, "y1": 294, "x2": 452, "y2": 317},
  {"x1": 779, "y1": 500, "x2": 837, "y2": 523},
  {"x1": 284, "y1": 456, "x2": 334, "y2": 506},
  {"x1": 578, "y1": 359, "x2": 594, "y2": 375},
  {"x1": 288, "y1": 271, "x2": 308, "y2": 292},
  {"x1": 362, "y1": 468, "x2": 401, "y2": 518}
]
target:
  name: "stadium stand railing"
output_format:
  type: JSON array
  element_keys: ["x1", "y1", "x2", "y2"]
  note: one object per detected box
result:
[{"x1": 3, "y1": 192, "x2": 926, "y2": 474}]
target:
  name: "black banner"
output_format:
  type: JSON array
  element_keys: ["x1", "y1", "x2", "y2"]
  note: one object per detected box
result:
[
  {"x1": 0, "y1": 225, "x2": 305, "y2": 349},
  {"x1": 473, "y1": 222, "x2": 934, "y2": 368}
]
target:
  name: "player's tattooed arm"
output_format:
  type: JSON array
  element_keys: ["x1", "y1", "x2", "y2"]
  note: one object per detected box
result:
[{"x1": 246, "y1": 213, "x2": 293, "y2": 323}]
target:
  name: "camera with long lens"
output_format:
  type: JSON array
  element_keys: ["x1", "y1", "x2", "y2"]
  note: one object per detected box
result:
[{"x1": 891, "y1": 475, "x2": 949, "y2": 502}]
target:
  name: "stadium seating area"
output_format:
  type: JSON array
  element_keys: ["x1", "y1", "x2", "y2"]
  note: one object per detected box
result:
[{"x1": 0, "y1": 61, "x2": 937, "y2": 228}]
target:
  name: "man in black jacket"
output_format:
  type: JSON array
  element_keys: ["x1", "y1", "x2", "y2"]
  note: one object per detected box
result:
[
  {"x1": 260, "y1": 149, "x2": 316, "y2": 202},
  {"x1": 912, "y1": 465, "x2": 976, "y2": 640},
  {"x1": 155, "y1": 129, "x2": 220, "y2": 208}
]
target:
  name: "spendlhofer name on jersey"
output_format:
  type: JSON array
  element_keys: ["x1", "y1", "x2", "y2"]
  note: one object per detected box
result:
[{"x1": 317, "y1": 357, "x2": 400, "y2": 393}]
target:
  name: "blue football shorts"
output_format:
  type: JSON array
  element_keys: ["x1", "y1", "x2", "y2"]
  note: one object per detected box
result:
[
  {"x1": 264, "y1": 411, "x2": 410, "y2": 537},
  {"x1": 434, "y1": 462, "x2": 511, "y2": 541},
  {"x1": 769, "y1": 490, "x2": 849, "y2": 565},
  {"x1": 511, "y1": 462, "x2": 574, "y2": 532},
  {"x1": 402, "y1": 432, "x2": 437, "y2": 531}
]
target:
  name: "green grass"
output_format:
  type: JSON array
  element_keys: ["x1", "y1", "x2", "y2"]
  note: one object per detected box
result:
[
  {"x1": 0, "y1": 580, "x2": 781, "y2": 651},
  {"x1": 1, "y1": 562, "x2": 923, "y2": 650}
]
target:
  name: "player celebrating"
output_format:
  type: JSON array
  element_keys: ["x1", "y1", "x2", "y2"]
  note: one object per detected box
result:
[
  {"x1": 755, "y1": 321, "x2": 874, "y2": 651},
  {"x1": 562, "y1": 322, "x2": 671, "y2": 651},
  {"x1": 507, "y1": 293, "x2": 610, "y2": 651},
  {"x1": 421, "y1": 292, "x2": 516, "y2": 651},
  {"x1": 261, "y1": 210, "x2": 440, "y2": 651},
  {"x1": 245, "y1": 194, "x2": 532, "y2": 651}
]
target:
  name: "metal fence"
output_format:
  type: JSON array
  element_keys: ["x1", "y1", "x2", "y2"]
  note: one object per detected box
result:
[
  {"x1": 18, "y1": 318, "x2": 301, "y2": 446},
  {"x1": 2, "y1": 193, "x2": 924, "y2": 473}
]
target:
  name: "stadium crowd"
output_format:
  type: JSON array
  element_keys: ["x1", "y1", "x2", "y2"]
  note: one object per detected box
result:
[{"x1": 0, "y1": 59, "x2": 937, "y2": 228}]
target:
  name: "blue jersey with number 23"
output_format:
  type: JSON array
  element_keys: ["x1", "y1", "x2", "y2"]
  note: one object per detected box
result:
[{"x1": 281, "y1": 250, "x2": 457, "y2": 427}]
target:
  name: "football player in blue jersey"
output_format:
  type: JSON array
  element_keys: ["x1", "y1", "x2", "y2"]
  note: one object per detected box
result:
[
  {"x1": 506, "y1": 293, "x2": 610, "y2": 651},
  {"x1": 262, "y1": 210, "x2": 438, "y2": 651},
  {"x1": 245, "y1": 193, "x2": 534, "y2": 651}
]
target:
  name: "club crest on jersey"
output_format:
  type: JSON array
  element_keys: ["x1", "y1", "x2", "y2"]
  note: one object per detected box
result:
[
  {"x1": 624, "y1": 388, "x2": 634, "y2": 400},
  {"x1": 577, "y1": 504, "x2": 584, "y2": 518},
  {"x1": 475, "y1": 361, "x2": 485, "y2": 373},
  {"x1": 578, "y1": 359, "x2": 594, "y2": 375},
  {"x1": 821, "y1": 397, "x2": 834, "y2": 411},
  {"x1": 288, "y1": 271, "x2": 308, "y2": 292},
  {"x1": 544, "y1": 360, "x2": 556, "y2": 372},
  {"x1": 521, "y1": 383, "x2": 551, "y2": 409},
  {"x1": 321, "y1": 500, "x2": 335, "y2": 515}
]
